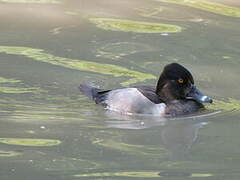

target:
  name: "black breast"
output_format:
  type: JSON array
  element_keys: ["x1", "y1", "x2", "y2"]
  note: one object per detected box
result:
[{"x1": 165, "y1": 100, "x2": 204, "y2": 116}]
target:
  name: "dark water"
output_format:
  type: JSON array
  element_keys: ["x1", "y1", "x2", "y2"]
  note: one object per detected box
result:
[{"x1": 0, "y1": 0, "x2": 240, "y2": 179}]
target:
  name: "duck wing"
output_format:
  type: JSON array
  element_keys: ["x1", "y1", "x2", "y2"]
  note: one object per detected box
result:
[
  {"x1": 79, "y1": 84, "x2": 163, "y2": 105},
  {"x1": 134, "y1": 85, "x2": 163, "y2": 104}
]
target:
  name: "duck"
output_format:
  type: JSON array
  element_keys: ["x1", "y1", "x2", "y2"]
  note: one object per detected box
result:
[{"x1": 79, "y1": 63, "x2": 212, "y2": 117}]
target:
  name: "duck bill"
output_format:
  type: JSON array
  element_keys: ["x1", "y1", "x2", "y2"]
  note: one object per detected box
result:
[{"x1": 186, "y1": 85, "x2": 212, "y2": 103}]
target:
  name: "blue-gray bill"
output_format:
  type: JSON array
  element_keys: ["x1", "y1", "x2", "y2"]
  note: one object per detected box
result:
[{"x1": 186, "y1": 85, "x2": 213, "y2": 103}]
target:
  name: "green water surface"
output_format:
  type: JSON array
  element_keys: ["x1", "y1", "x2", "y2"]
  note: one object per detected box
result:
[{"x1": 0, "y1": 0, "x2": 240, "y2": 180}]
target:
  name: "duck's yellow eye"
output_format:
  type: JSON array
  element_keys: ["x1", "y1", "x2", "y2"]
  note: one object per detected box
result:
[{"x1": 178, "y1": 78, "x2": 184, "y2": 83}]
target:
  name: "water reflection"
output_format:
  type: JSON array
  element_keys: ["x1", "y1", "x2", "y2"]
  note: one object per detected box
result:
[
  {"x1": 160, "y1": 121, "x2": 206, "y2": 160},
  {"x1": 105, "y1": 111, "x2": 210, "y2": 161}
]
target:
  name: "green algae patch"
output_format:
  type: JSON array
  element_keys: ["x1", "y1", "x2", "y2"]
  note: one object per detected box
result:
[
  {"x1": 0, "y1": 76, "x2": 40, "y2": 94},
  {"x1": 0, "y1": 77, "x2": 21, "y2": 83},
  {"x1": 222, "y1": 56, "x2": 232, "y2": 60},
  {"x1": 89, "y1": 18, "x2": 182, "y2": 33},
  {"x1": 0, "y1": 46, "x2": 155, "y2": 86},
  {"x1": 74, "y1": 171, "x2": 214, "y2": 178},
  {"x1": 207, "y1": 98, "x2": 240, "y2": 111},
  {"x1": 0, "y1": 150, "x2": 22, "y2": 157},
  {"x1": 0, "y1": 86, "x2": 40, "y2": 94},
  {"x1": 74, "y1": 171, "x2": 160, "y2": 178},
  {"x1": 157, "y1": 0, "x2": 240, "y2": 18},
  {"x1": 191, "y1": 173, "x2": 213, "y2": 177},
  {"x1": 0, "y1": 0, "x2": 60, "y2": 4},
  {"x1": 0, "y1": 138, "x2": 61, "y2": 147}
]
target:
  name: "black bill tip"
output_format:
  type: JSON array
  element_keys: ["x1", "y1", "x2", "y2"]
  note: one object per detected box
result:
[{"x1": 199, "y1": 95, "x2": 213, "y2": 103}]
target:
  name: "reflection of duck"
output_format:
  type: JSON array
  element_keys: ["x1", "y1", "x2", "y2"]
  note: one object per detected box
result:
[
  {"x1": 104, "y1": 112, "x2": 208, "y2": 161},
  {"x1": 79, "y1": 63, "x2": 212, "y2": 117},
  {"x1": 160, "y1": 120, "x2": 207, "y2": 160}
]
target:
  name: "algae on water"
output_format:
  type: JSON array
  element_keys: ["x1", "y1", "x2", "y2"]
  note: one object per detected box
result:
[
  {"x1": 0, "y1": 46, "x2": 156, "y2": 86},
  {"x1": 156, "y1": 0, "x2": 240, "y2": 18},
  {"x1": 0, "y1": 76, "x2": 40, "y2": 94},
  {"x1": 0, "y1": 150, "x2": 22, "y2": 157},
  {"x1": 0, "y1": 0, "x2": 60, "y2": 4},
  {"x1": 74, "y1": 171, "x2": 213, "y2": 178},
  {"x1": 207, "y1": 98, "x2": 240, "y2": 111},
  {"x1": 74, "y1": 171, "x2": 160, "y2": 178},
  {"x1": 0, "y1": 86, "x2": 40, "y2": 94},
  {"x1": 0, "y1": 138, "x2": 61, "y2": 146},
  {"x1": 89, "y1": 18, "x2": 182, "y2": 33},
  {"x1": 0, "y1": 77, "x2": 21, "y2": 83}
]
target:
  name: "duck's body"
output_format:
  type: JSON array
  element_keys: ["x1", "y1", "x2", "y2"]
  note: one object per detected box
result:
[{"x1": 79, "y1": 63, "x2": 212, "y2": 117}]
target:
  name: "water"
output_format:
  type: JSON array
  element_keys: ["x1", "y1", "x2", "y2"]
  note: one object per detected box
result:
[{"x1": 0, "y1": 0, "x2": 240, "y2": 179}]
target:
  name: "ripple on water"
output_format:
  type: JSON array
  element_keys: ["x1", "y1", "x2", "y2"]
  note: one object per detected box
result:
[
  {"x1": 34, "y1": 157, "x2": 99, "y2": 171},
  {"x1": 95, "y1": 42, "x2": 154, "y2": 60},
  {"x1": 156, "y1": 0, "x2": 240, "y2": 18},
  {"x1": 134, "y1": 5, "x2": 207, "y2": 23}
]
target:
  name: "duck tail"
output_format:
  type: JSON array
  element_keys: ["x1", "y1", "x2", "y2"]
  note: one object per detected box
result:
[{"x1": 79, "y1": 83, "x2": 101, "y2": 100}]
